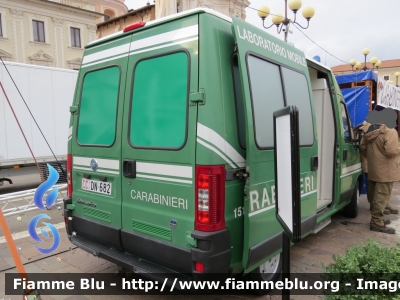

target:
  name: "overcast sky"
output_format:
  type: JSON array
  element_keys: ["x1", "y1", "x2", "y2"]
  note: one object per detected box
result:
[{"x1": 126, "y1": 0, "x2": 399, "y2": 67}]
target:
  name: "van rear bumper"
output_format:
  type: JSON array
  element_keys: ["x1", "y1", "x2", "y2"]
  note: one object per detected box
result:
[
  {"x1": 64, "y1": 206, "x2": 231, "y2": 276},
  {"x1": 68, "y1": 234, "x2": 188, "y2": 279}
]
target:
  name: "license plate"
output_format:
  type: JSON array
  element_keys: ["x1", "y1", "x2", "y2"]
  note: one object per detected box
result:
[{"x1": 81, "y1": 179, "x2": 112, "y2": 195}]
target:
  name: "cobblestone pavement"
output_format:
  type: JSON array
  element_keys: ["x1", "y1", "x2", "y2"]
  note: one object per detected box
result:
[{"x1": 1, "y1": 182, "x2": 400, "y2": 300}]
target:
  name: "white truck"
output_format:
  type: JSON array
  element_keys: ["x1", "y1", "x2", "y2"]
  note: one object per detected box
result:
[{"x1": 0, "y1": 61, "x2": 77, "y2": 187}]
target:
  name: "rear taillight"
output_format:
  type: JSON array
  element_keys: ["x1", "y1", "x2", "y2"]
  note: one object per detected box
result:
[
  {"x1": 195, "y1": 261, "x2": 204, "y2": 273},
  {"x1": 195, "y1": 165, "x2": 225, "y2": 231},
  {"x1": 67, "y1": 154, "x2": 72, "y2": 197}
]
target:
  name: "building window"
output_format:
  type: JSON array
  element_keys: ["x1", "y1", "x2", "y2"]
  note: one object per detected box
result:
[
  {"x1": 70, "y1": 27, "x2": 81, "y2": 48},
  {"x1": 384, "y1": 75, "x2": 390, "y2": 81},
  {"x1": 0, "y1": 14, "x2": 3, "y2": 37},
  {"x1": 32, "y1": 20, "x2": 45, "y2": 42}
]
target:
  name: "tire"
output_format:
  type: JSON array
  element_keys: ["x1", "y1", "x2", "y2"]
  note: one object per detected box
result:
[
  {"x1": 248, "y1": 253, "x2": 282, "y2": 295},
  {"x1": 342, "y1": 186, "x2": 359, "y2": 218}
]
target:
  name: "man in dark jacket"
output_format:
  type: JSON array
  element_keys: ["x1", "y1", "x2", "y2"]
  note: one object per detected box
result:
[{"x1": 360, "y1": 122, "x2": 400, "y2": 234}]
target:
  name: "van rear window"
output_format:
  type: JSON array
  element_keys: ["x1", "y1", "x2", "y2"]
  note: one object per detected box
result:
[
  {"x1": 129, "y1": 52, "x2": 188, "y2": 149},
  {"x1": 77, "y1": 66, "x2": 120, "y2": 146}
]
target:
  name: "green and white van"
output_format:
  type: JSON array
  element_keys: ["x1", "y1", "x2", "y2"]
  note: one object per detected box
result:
[{"x1": 64, "y1": 8, "x2": 361, "y2": 282}]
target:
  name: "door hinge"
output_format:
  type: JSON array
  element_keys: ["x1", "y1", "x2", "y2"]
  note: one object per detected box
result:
[
  {"x1": 189, "y1": 88, "x2": 205, "y2": 105},
  {"x1": 69, "y1": 105, "x2": 78, "y2": 114},
  {"x1": 235, "y1": 170, "x2": 249, "y2": 179}
]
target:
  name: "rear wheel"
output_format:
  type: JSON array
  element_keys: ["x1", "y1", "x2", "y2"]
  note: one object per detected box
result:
[
  {"x1": 249, "y1": 253, "x2": 282, "y2": 294},
  {"x1": 342, "y1": 187, "x2": 359, "y2": 218}
]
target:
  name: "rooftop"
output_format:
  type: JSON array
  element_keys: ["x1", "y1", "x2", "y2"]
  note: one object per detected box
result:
[
  {"x1": 331, "y1": 59, "x2": 400, "y2": 73},
  {"x1": 97, "y1": 4, "x2": 154, "y2": 28}
]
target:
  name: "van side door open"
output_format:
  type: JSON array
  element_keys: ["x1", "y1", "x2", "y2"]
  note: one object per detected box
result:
[{"x1": 231, "y1": 17, "x2": 318, "y2": 272}]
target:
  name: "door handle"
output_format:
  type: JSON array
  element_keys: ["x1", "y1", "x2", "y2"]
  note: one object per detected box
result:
[
  {"x1": 123, "y1": 159, "x2": 136, "y2": 178},
  {"x1": 343, "y1": 149, "x2": 348, "y2": 161},
  {"x1": 310, "y1": 156, "x2": 318, "y2": 171}
]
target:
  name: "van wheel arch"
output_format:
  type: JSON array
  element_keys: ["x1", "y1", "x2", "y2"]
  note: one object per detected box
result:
[{"x1": 248, "y1": 252, "x2": 282, "y2": 295}]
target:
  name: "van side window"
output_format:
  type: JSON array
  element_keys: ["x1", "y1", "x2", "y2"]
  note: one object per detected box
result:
[
  {"x1": 77, "y1": 66, "x2": 120, "y2": 146},
  {"x1": 130, "y1": 52, "x2": 188, "y2": 149},
  {"x1": 281, "y1": 67, "x2": 314, "y2": 146},
  {"x1": 232, "y1": 55, "x2": 246, "y2": 148},
  {"x1": 247, "y1": 55, "x2": 285, "y2": 148},
  {"x1": 340, "y1": 102, "x2": 352, "y2": 143}
]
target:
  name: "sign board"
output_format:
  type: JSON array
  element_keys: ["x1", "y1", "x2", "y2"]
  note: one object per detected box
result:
[
  {"x1": 377, "y1": 77, "x2": 400, "y2": 111},
  {"x1": 273, "y1": 105, "x2": 301, "y2": 243}
]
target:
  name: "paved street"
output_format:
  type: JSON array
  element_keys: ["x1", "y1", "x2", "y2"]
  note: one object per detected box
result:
[{"x1": 1, "y1": 182, "x2": 400, "y2": 299}]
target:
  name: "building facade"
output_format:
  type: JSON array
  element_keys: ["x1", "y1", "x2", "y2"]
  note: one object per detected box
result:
[
  {"x1": 156, "y1": 0, "x2": 250, "y2": 20},
  {"x1": 0, "y1": 0, "x2": 103, "y2": 69},
  {"x1": 332, "y1": 59, "x2": 400, "y2": 85},
  {"x1": 88, "y1": 0, "x2": 128, "y2": 23},
  {"x1": 97, "y1": 0, "x2": 250, "y2": 39},
  {"x1": 97, "y1": 4, "x2": 154, "y2": 39}
]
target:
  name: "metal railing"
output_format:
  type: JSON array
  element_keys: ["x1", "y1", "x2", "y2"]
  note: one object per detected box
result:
[{"x1": 0, "y1": 184, "x2": 67, "y2": 216}]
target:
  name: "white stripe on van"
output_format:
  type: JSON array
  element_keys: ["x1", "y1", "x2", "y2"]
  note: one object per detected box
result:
[
  {"x1": 136, "y1": 174, "x2": 192, "y2": 185},
  {"x1": 68, "y1": 126, "x2": 73, "y2": 138},
  {"x1": 341, "y1": 163, "x2": 361, "y2": 176},
  {"x1": 73, "y1": 156, "x2": 120, "y2": 170},
  {"x1": 130, "y1": 25, "x2": 198, "y2": 52},
  {"x1": 82, "y1": 43, "x2": 131, "y2": 65},
  {"x1": 129, "y1": 37, "x2": 198, "y2": 57},
  {"x1": 136, "y1": 162, "x2": 192, "y2": 179},
  {"x1": 82, "y1": 25, "x2": 198, "y2": 67},
  {"x1": 81, "y1": 37, "x2": 199, "y2": 69},
  {"x1": 73, "y1": 166, "x2": 119, "y2": 175},
  {"x1": 340, "y1": 169, "x2": 361, "y2": 179},
  {"x1": 249, "y1": 189, "x2": 317, "y2": 217},
  {"x1": 81, "y1": 52, "x2": 131, "y2": 69},
  {"x1": 197, "y1": 123, "x2": 245, "y2": 168},
  {"x1": 197, "y1": 138, "x2": 237, "y2": 169}
]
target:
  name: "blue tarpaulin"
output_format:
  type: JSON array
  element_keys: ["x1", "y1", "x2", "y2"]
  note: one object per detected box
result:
[
  {"x1": 335, "y1": 70, "x2": 378, "y2": 85},
  {"x1": 335, "y1": 73, "x2": 376, "y2": 195},
  {"x1": 341, "y1": 86, "x2": 370, "y2": 127}
]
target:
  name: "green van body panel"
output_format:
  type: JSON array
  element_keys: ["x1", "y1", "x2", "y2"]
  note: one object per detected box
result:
[
  {"x1": 66, "y1": 9, "x2": 361, "y2": 279},
  {"x1": 231, "y1": 17, "x2": 318, "y2": 271},
  {"x1": 120, "y1": 15, "x2": 199, "y2": 251}
]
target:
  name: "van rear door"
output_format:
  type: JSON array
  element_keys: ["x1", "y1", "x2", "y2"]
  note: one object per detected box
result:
[
  {"x1": 120, "y1": 17, "x2": 199, "y2": 273},
  {"x1": 231, "y1": 17, "x2": 318, "y2": 272},
  {"x1": 70, "y1": 35, "x2": 131, "y2": 250}
]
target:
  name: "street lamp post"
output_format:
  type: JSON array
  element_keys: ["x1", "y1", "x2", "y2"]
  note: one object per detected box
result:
[
  {"x1": 355, "y1": 61, "x2": 361, "y2": 72},
  {"x1": 349, "y1": 59, "x2": 356, "y2": 71},
  {"x1": 362, "y1": 48, "x2": 370, "y2": 71},
  {"x1": 258, "y1": 0, "x2": 315, "y2": 42},
  {"x1": 395, "y1": 72, "x2": 400, "y2": 87},
  {"x1": 370, "y1": 56, "x2": 378, "y2": 69},
  {"x1": 375, "y1": 60, "x2": 381, "y2": 72}
]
